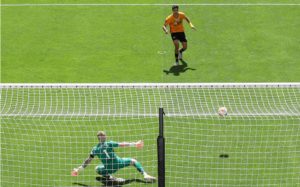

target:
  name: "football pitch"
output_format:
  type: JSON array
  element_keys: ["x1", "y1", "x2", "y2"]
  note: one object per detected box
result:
[
  {"x1": 2, "y1": 0, "x2": 300, "y2": 82},
  {"x1": 1, "y1": 0, "x2": 300, "y2": 187}
]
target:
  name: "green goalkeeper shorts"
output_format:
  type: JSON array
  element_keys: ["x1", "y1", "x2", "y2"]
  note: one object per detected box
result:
[{"x1": 96, "y1": 158, "x2": 132, "y2": 175}]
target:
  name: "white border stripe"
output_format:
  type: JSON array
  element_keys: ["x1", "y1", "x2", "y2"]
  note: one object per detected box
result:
[
  {"x1": 1, "y1": 113, "x2": 298, "y2": 117},
  {"x1": 1, "y1": 83, "x2": 300, "y2": 88},
  {"x1": 1, "y1": 3, "x2": 300, "y2": 7}
]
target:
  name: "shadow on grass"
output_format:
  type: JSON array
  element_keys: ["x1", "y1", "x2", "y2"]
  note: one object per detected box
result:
[
  {"x1": 73, "y1": 177, "x2": 155, "y2": 187},
  {"x1": 73, "y1": 177, "x2": 151, "y2": 187},
  {"x1": 97, "y1": 177, "x2": 150, "y2": 187},
  {"x1": 72, "y1": 182, "x2": 92, "y2": 187},
  {"x1": 163, "y1": 59, "x2": 196, "y2": 76}
]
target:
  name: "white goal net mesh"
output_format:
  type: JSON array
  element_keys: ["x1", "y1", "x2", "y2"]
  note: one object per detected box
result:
[{"x1": 1, "y1": 83, "x2": 299, "y2": 187}]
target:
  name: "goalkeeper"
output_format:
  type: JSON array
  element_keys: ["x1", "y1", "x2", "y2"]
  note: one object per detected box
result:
[
  {"x1": 72, "y1": 131, "x2": 156, "y2": 183},
  {"x1": 163, "y1": 5, "x2": 196, "y2": 66}
]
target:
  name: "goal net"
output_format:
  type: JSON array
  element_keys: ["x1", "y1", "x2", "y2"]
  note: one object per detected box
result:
[{"x1": 1, "y1": 83, "x2": 299, "y2": 187}]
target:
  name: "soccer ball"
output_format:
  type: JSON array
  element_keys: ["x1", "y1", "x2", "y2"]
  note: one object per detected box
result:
[{"x1": 218, "y1": 107, "x2": 227, "y2": 116}]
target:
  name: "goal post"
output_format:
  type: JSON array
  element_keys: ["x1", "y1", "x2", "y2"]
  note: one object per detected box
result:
[
  {"x1": 157, "y1": 107, "x2": 165, "y2": 187},
  {"x1": 1, "y1": 83, "x2": 299, "y2": 187}
]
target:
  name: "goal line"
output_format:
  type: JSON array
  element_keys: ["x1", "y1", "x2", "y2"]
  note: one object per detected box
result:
[
  {"x1": 2, "y1": 3, "x2": 300, "y2": 7},
  {"x1": 1, "y1": 82, "x2": 299, "y2": 88}
]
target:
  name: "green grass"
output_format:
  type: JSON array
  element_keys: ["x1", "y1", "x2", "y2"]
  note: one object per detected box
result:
[
  {"x1": 2, "y1": 0, "x2": 300, "y2": 82},
  {"x1": 1, "y1": 0, "x2": 300, "y2": 187}
]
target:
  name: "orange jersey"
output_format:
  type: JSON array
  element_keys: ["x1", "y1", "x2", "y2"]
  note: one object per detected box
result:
[{"x1": 165, "y1": 12, "x2": 187, "y2": 33}]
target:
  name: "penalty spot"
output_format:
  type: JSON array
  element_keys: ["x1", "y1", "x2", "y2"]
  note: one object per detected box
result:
[{"x1": 157, "y1": 50, "x2": 167, "y2": 55}]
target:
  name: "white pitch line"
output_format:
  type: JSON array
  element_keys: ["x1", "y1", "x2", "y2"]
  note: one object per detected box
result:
[
  {"x1": 1, "y1": 113, "x2": 298, "y2": 117},
  {"x1": 1, "y1": 3, "x2": 300, "y2": 7}
]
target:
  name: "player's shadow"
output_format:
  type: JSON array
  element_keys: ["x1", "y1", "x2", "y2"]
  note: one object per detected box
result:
[
  {"x1": 73, "y1": 177, "x2": 153, "y2": 187},
  {"x1": 163, "y1": 60, "x2": 196, "y2": 76},
  {"x1": 72, "y1": 182, "x2": 92, "y2": 187},
  {"x1": 96, "y1": 177, "x2": 150, "y2": 186}
]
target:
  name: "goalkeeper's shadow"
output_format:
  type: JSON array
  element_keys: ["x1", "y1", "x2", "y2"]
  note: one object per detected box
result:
[
  {"x1": 163, "y1": 59, "x2": 196, "y2": 76},
  {"x1": 72, "y1": 177, "x2": 149, "y2": 187},
  {"x1": 73, "y1": 177, "x2": 151, "y2": 187},
  {"x1": 98, "y1": 178, "x2": 149, "y2": 186}
]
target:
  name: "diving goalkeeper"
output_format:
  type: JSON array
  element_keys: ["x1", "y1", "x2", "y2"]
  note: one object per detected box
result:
[{"x1": 71, "y1": 131, "x2": 156, "y2": 183}]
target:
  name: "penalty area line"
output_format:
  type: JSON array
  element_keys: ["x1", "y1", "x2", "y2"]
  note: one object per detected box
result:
[{"x1": 1, "y1": 3, "x2": 300, "y2": 7}]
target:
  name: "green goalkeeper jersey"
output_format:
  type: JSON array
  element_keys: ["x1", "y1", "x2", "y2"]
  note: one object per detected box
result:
[{"x1": 90, "y1": 141, "x2": 120, "y2": 164}]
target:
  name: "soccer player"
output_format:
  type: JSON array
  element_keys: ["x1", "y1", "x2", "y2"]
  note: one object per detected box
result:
[
  {"x1": 71, "y1": 131, "x2": 156, "y2": 183},
  {"x1": 163, "y1": 5, "x2": 196, "y2": 65}
]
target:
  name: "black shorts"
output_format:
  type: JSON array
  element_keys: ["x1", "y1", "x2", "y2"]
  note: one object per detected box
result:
[{"x1": 171, "y1": 32, "x2": 187, "y2": 42}]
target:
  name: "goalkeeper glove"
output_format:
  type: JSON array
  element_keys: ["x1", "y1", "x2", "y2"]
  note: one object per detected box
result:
[{"x1": 71, "y1": 166, "x2": 84, "y2": 176}]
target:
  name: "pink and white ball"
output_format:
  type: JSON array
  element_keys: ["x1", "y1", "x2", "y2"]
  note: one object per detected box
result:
[{"x1": 218, "y1": 107, "x2": 228, "y2": 116}]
